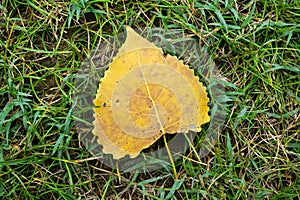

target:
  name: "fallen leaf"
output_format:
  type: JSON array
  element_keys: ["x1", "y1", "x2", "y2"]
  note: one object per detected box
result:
[{"x1": 93, "y1": 26, "x2": 210, "y2": 159}]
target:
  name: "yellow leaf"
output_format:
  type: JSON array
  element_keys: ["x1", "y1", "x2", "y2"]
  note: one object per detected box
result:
[{"x1": 93, "y1": 26, "x2": 210, "y2": 159}]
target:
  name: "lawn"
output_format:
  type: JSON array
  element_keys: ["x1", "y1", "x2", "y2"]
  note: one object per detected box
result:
[{"x1": 0, "y1": 0, "x2": 299, "y2": 199}]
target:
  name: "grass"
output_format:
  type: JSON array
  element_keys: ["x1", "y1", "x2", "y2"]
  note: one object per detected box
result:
[{"x1": 0, "y1": 0, "x2": 299, "y2": 199}]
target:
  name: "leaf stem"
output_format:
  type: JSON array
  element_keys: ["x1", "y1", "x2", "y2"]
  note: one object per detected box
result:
[
  {"x1": 116, "y1": 161, "x2": 121, "y2": 183},
  {"x1": 163, "y1": 134, "x2": 178, "y2": 180}
]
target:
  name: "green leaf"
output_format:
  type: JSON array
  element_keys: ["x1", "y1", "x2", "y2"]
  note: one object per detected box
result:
[
  {"x1": 165, "y1": 177, "x2": 185, "y2": 199},
  {"x1": 215, "y1": 10, "x2": 228, "y2": 31},
  {"x1": 241, "y1": 2, "x2": 256, "y2": 28}
]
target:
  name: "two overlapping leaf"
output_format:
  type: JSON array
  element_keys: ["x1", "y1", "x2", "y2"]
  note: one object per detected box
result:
[{"x1": 93, "y1": 26, "x2": 210, "y2": 159}]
